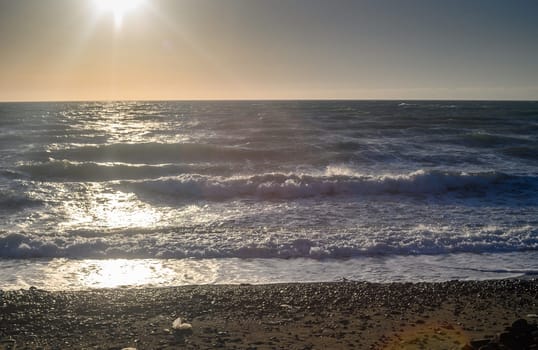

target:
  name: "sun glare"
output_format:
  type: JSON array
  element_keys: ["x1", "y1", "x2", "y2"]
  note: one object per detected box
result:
[
  {"x1": 80, "y1": 260, "x2": 174, "y2": 288},
  {"x1": 94, "y1": 0, "x2": 144, "y2": 27}
]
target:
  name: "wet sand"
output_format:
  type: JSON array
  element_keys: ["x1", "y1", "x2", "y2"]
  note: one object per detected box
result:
[{"x1": 1, "y1": 280, "x2": 537, "y2": 349}]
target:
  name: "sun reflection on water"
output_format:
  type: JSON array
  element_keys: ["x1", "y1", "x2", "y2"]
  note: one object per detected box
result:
[
  {"x1": 60, "y1": 185, "x2": 160, "y2": 230},
  {"x1": 45, "y1": 259, "x2": 222, "y2": 289},
  {"x1": 80, "y1": 259, "x2": 175, "y2": 288},
  {"x1": 93, "y1": 191, "x2": 159, "y2": 228}
]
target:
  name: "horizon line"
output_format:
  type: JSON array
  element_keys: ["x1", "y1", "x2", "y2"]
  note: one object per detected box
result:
[{"x1": 1, "y1": 97, "x2": 537, "y2": 103}]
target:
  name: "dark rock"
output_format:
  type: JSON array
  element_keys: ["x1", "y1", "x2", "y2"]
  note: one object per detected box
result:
[
  {"x1": 478, "y1": 344, "x2": 499, "y2": 350},
  {"x1": 468, "y1": 318, "x2": 538, "y2": 350},
  {"x1": 499, "y1": 331, "x2": 519, "y2": 349},
  {"x1": 470, "y1": 339, "x2": 491, "y2": 348},
  {"x1": 512, "y1": 319, "x2": 529, "y2": 331}
]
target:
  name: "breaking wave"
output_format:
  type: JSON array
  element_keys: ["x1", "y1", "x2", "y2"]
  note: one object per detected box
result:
[
  {"x1": 1, "y1": 225, "x2": 537, "y2": 259},
  {"x1": 120, "y1": 170, "x2": 529, "y2": 200}
]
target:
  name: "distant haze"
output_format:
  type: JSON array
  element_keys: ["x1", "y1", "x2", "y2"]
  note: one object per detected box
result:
[{"x1": 1, "y1": 0, "x2": 537, "y2": 101}]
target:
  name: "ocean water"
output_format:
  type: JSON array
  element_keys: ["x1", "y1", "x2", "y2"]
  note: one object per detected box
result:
[{"x1": 1, "y1": 100, "x2": 537, "y2": 290}]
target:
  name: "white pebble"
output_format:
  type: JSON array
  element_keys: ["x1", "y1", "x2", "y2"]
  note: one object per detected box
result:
[{"x1": 172, "y1": 317, "x2": 192, "y2": 330}]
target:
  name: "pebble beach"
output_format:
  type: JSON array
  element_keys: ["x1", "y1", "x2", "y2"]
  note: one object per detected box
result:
[{"x1": 1, "y1": 280, "x2": 537, "y2": 349}]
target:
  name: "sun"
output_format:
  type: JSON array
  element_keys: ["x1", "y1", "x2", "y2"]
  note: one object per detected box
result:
[{"x1": 94, "y1": 0, "x2": 145, "y2": 27}]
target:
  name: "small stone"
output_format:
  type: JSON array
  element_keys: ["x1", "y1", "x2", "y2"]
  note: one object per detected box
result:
[{"x1": 172, "y1": 317, "x2": 192, "y2": 331}]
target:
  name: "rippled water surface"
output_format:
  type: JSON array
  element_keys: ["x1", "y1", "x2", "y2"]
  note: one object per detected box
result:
[{"x1": 1, "y1": 101, "x2": 537, "y2": 288}]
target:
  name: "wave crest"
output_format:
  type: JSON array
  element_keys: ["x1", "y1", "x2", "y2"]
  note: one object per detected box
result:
[{"x1": 120, "y1": 170, "x2": 518, "y2": 200}]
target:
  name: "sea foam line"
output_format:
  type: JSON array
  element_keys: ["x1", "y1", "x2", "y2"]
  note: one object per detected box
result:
[{"x1": 1, "y1": 224, "x2": 537, "y2": 259}]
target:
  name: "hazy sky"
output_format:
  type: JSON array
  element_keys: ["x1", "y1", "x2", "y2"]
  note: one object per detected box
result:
[{"x1": 1, "y1": 0, "x2": 537, "y2": 101}]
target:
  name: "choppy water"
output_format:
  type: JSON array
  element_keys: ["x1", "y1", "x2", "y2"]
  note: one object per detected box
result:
[{"x1": 1, "y1": 101, "x2": 537, "y2": 289}]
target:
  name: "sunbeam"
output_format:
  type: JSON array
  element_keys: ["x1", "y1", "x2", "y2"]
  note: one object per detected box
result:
[{"x1": 94, "y1": 0, "x2": 145, "y2": 28}]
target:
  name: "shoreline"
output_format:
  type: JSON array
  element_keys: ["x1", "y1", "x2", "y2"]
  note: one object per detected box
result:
[
  {"x1": 3, "y1": 253, "x2": 538, "y2": 291},
  {"x1": 1, "y1": 280, "x2": 537, "y2": 349}
]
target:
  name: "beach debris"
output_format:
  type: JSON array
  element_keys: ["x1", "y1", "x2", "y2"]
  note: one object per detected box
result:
[
  {"x1": 120, "y1": 348, "x2": 137, "y2": 350},
  {"x1": 172, "y1": 317, "x2": 192, "y2": 331}
]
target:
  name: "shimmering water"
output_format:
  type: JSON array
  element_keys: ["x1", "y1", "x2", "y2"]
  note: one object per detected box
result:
[{"x1": 1, "y1": 101, "x2": 537, "y2": 289}]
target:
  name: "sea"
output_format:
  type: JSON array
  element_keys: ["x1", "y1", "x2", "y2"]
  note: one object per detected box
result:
[{"x1": 1, "y1": 100, "x2": 537, "y2": 290}]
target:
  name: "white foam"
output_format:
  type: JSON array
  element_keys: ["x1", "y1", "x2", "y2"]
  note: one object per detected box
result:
[{"x1": 1, "y1": 221, "x2": 537, "y2": 260}]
